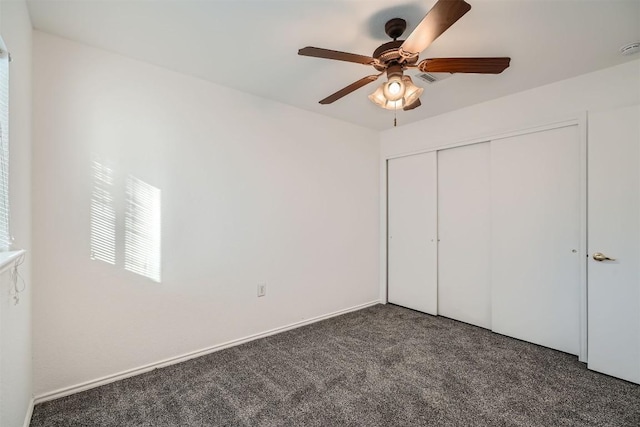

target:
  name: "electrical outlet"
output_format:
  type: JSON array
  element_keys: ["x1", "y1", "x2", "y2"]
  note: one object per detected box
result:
[{"x1": 257, "y1": 283, "x2": 266, "y2": 297}]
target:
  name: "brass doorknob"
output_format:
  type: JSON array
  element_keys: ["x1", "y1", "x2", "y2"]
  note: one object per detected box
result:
[{"x1": 593, "y1": 252, "x2": 615, "y2": 262}]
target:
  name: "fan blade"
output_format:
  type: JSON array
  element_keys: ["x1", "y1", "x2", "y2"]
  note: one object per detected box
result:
[
  {"x1": 298, "y1": 47, "x2": 376, "y2": 65},
  {"x1": 418, "y1": 57, "x2": 511, "y2": 74},
  {"x1": 402, "y1": 98, "x2": 422, "y2": 111},
  {"x1": 319, "y1": 75, "x2": 380, "y2": 104},
  {"x1": 403, "y1": 98, "x2": 422, "y2": 111},
  {"x1": 400, "y1": 0, "x2": 471, "y2": 57}
]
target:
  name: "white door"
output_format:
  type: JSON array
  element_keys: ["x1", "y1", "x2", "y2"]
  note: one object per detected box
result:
[
  {"x1": 491, "y1": 125, "x2": 581, "y2": 355},
  {"x1": 387, "y1": 152, "x2": 438, "y2": 314},
  {"x1": 438, "y1": 142, "x2": 492, "y2": 329},
  {"x1": 587, "y1": 105, "x2": 640, "y2": 384}
]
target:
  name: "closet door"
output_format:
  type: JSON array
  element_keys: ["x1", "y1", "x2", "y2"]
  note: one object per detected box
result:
[
  {"x1": 387, "y1": 152, "x2": 438, "y2": 314},
  {"x1": 438, "y1": 143, "x2": 491, "y2": 328},
  {"x1": 491, "y1": 126, "x2": 581, "y2": 355}
]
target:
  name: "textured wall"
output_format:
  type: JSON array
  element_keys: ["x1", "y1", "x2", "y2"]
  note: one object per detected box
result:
[
  {"x1": 32, "y1": 32, "x2": 380, "y2": 397},
  {"x1": 0, "y1": 0, "x2": 33, "y2": 426}
]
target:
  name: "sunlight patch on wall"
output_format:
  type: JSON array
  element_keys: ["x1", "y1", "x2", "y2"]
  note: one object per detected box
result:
[
  {"x1": 90, "y1": 160, "x2": 116, "y2": 264},
  {"x1": 125, "y1": 176, "x2": 161, "y2": 282}
]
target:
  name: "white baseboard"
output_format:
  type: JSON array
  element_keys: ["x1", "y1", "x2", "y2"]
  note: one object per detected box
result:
[
  {"x1": 23, "y1": 397, "x2": 34, "y2": 427},
  {"x1": 34, "y1": 300, "x2": 380, "y2": 404}
]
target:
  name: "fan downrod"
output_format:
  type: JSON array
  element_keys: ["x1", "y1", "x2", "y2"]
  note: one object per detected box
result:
[{"x1": 384, "y1": 18, "x2": 407, "y2": 40}]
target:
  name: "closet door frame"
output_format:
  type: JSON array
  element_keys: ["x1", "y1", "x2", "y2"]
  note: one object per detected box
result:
[{"x1": 380, "y1": 114, "x2": 588, "y2": 362}]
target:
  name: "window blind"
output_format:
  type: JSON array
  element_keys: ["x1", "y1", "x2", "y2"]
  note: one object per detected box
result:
[{"x1": 0, "y1": 43, "x2": 11, "y2": 251}]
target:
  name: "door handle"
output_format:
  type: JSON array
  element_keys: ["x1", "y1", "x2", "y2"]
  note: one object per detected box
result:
[{"x1": 593, "y1": 252, "x2": 615, "y2": 262}]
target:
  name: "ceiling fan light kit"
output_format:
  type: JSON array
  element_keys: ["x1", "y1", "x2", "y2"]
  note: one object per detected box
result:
[
  {"x1": 382, "y1": 65, "x2": 405, "y2": 102},
  {"x1": 401, "y1": 77, "x2": 424, "y2": 106},
  {"x1": 369, "y1": 75, "x2": 424, "y2": 110},
  {"x1": 368, "y1": 87, "x2": 401, "y2": 110},
  {"x1": 298, "y1": 0, "x2": 511, "y2": 118}
]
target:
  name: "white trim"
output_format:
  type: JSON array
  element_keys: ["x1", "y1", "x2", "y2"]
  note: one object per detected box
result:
[
  {"x1": 34, "y1": 300, "x2": 381, "y2": 404},
  {"x1": 385, "y1": 117, "x2": 581, "y2": 161},
  {"x1": 0, "y1": 249, "x2": 25, "y2": 275},
  {"x1": 379, "y1": 155, "x2": 388, "y2": 304},
  {"x1": 578, "y1": 112, "x2": 588, "y2": 363},
  {"x1": 22, "y1": 397, "x2": 34, "y2": 427}
]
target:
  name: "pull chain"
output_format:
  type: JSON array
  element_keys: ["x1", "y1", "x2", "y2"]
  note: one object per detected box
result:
[{"x1": 394, "y1": 107, "x2": 397, "y2": 127}]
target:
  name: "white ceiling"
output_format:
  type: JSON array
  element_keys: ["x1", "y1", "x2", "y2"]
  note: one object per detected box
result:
[{"x1": 26, "y1": 0, "x2": 640, "y2": 131}]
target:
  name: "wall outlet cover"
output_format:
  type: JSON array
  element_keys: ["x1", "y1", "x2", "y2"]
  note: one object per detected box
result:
[{"x1": 257, "y1": 283, "x2": 266, "y2": 297}]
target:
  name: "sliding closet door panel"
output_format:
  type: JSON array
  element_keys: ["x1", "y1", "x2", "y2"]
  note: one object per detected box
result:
[
  {"x1": 438, "y1": 143, "x2": 491, "y2": 329},
  {"x1": 387, "y1": 152, "x2": 438, "y2": 315},
  {"x1": 491, "y1": 126, "x2": 580, "y2": 355}
]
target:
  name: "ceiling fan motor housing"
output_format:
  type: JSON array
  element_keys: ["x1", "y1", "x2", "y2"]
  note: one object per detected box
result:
[
  {"x1": 386, "y1": 63, "x2": 403, "y2": 79},
  {"x1": 385, "y1": 18, "x2": 407, "y2": 40},
  {"x1": 373, "y1": 41, "x2": 418, "y2": 71}
]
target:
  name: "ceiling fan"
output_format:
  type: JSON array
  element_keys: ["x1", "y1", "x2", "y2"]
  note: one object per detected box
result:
[{"x1": 298, "y1": 0, "x2": 510, "y2": 112}]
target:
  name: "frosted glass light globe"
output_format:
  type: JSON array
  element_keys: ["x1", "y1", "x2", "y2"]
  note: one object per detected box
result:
[{"x1": 388, "y1": 81, "x2": 402, "y2": 95}]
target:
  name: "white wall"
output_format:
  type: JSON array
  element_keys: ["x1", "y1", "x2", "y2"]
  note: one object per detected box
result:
[
  {"x1": 381, "y1": 59, "x2": 640, "y2": 157},
  {"x1": 0, "y1": 0, "x2": 33, "y2": 426},
  {"x1": 379, "y1": 58, "x2": 640, "y2": 316},
  {"x1": 32, "y1": 32, "x2": 380, "y2": 397}
]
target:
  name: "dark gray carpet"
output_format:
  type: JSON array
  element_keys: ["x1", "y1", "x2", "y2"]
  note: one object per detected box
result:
[{"x1": 31, "y1": 304, "x2": 640, "y2": 426}]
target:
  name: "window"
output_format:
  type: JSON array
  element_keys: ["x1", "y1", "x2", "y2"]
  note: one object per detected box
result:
[{"x1": 0, "y1": 40, "x2": 11, "y2": 251}]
